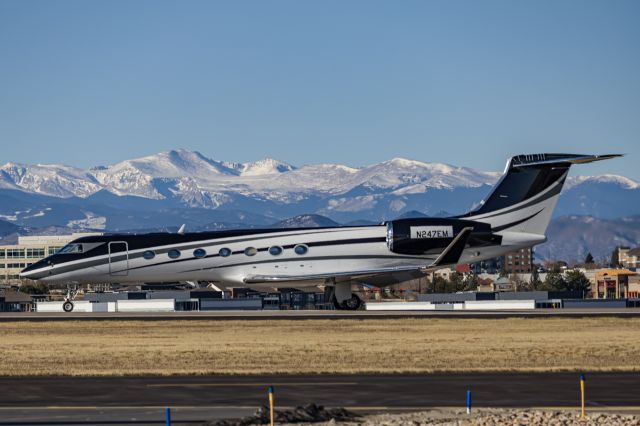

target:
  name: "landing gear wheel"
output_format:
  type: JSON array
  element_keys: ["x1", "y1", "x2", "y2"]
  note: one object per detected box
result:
[
  {"x1": 333, "y1": 294, "x2": 362, "y2": 310},
  {"x1": 62, "y1": 301, "x2": 74, "y2": 312}
]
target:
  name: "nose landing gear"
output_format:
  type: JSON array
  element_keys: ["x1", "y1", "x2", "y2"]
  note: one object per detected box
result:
[
  {"x1": 62, "y1": 300, "x2": 74, "y2": 312},
  {"x1": 62, "y1": 285, "x2": 79, "y2": 313}
]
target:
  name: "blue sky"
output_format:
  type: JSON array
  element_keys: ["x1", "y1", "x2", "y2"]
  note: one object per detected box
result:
[{"x1": 1, "y1": 0, "x2": 638, "y2": 178}]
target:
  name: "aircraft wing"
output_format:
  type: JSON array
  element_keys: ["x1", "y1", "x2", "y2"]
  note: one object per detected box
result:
[
  {"x1": 243, "y1": 227, "x2": 473, "y2": 285},
  {"x1": 243, "y1": 264, "x2": 430, "y2": 284}
]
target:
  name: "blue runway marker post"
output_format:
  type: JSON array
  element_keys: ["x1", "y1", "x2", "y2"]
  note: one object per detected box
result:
[
  {"x1": 580, "y1": 374, "x2": 586, "y2": 419},
  {"x1": 268, "y1": 386, "x2": 275, "y2": 426},
  {"x1": 466, "y1": 390, "x2": 472, "y2": 414},
  {"x1": 165, "y1": 407, "x2": 171, "y2": 426}
]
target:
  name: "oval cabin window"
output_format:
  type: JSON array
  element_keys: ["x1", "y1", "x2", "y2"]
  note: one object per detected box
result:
[
  {"x1": 269, "y1": 246, "x2": 283, "y2": 256},
  {"x1": 294, "y1": 244, "x2": 308, "y2": 255}
]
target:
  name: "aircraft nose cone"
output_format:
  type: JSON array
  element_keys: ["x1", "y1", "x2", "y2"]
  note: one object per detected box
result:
[{"x1": 20, "y1": 260, "x2": 51, "y2": 280}]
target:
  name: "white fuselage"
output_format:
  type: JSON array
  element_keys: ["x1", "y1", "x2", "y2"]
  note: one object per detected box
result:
[{"x1": 28, "y1": 225, "x2": 542, "y2": 287}]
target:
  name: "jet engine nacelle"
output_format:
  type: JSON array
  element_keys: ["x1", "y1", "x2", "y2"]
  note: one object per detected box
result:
[{"x1": 386, "y1": 218, "x2": 493, "y2": 255}]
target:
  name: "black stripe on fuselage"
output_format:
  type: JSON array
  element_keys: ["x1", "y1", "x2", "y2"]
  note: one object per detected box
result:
[
  {"x1": 32, "y1": 228, "x2": 379, "y2": 278},
  {"x1": 42, "y1": 236, "x2": 389, "y2": 277},
  {"x1": 71, "y1": 226, "x2": 381, "y2": 251},
  {"x1": 113, "y1": 237, "x2": 389, "y2": 274}
]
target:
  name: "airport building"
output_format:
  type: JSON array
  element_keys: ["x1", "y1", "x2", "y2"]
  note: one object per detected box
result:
[
  {"x1": 612, "y1": 246, "x2": 640, "y2": 269},
  {"x1": 593, "y1": 269, "x2": 638, "y2": 299},
  {"x1": 470, "y1": 247, "x2": 535, "y2": 274},
  {"x1": 0, "y1": 288, "x2": 34, "y2": 312},
  {"x1": 0, "y1": 234, "x2": 99, "y2": 285},
  {"x1": 501, "y1": 247, "x2": 534, "y2": 274}
]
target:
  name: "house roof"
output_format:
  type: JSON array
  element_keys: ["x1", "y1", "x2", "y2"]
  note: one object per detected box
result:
[
  {"x1": 627, "y1": 247, "x2": 640, "y2": 257},
  {"x1": 478, "y1": 277, "x2": 494, "y2": 286},
  {"x1": 596, "y1": 268, "x2": 638, "y2": 279},
  {"x1": 456, "y1": 264, "x2": 471, "y2": 273},
  {"x1": 0, "y1": 289, "x2": 33, "y2": 303}
]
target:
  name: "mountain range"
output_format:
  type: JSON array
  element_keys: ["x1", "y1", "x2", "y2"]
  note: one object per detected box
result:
[{"x1": 1, "y1": 149, "x2": 639, "y2": 262}]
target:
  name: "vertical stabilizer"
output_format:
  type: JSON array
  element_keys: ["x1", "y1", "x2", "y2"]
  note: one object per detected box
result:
[{"x1": 462, "y1": 153, "x2": 622, "y2": 235}]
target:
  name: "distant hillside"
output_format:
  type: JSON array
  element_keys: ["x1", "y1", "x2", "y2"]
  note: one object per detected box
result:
[
  {"x1": 0, "y1": 219, "x2": 19, "y2": 236},
  {"x1": 556, "y1": 176, "x2": 640, "y2": 219},
  {"x1": 270, "y1": 214, "x2": 340, "y2": 228},
  {"x1": 535, "y1": 215, "x2": 640, "y2": 263}
]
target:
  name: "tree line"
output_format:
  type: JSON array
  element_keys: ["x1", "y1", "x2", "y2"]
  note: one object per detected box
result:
[{"x1": 424, "y1": 269, "x2": 591, "y2": 294}]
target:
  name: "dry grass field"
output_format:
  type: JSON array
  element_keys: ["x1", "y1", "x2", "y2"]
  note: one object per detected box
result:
[{"x1": 0, "y1": 317, "x2": 639, "y2": 376}]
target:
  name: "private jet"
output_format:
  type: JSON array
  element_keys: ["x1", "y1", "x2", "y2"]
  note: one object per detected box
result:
[{"x1": 20, "y1": 153, "x2": 621, "y2": 311}]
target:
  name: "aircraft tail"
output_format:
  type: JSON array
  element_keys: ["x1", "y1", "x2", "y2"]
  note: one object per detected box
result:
[{"x1": 462, "y1": 153, "x2": 621, "y2": 235}]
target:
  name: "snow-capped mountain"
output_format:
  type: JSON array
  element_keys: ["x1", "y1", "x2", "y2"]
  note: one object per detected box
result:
[
  {"x1": 1, "y1": 150, "x2": 638, "y2": 261},
  {"x1": 0, "y1": 149, "x2": 500, "y2": 200},
  {"x1": 556, "y1": 175, "x2": 640, "y2": 219},
  {"x1": 0, "y1": 162, "x2": 101, "y2": 197},
  {"x1": 0, "y1": 149, "x2": 638, "y2": 229},
  {"x1": 565, "y1": 174, "x2": 640, "y2": 190},
  {"x1": 270, "y1": 214, "x2": 340, "y2": 228},
  {"x1": 238, "y1": 158, "x2": 296, "y2": 176}
]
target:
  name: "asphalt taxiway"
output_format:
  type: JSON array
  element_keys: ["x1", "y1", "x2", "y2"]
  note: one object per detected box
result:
[
  {"x1": 1, "y1": 308, "x2": 640, "y2": 321},
  {"x1": 1, "y1": 373, "x2": 639, "y2": 425}
]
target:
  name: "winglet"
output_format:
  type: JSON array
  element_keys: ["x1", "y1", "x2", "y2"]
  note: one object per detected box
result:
[
  {"x1": 177, "y1": 224, "x2": 186, "y2": 235},
  {"x1": 429, "y1": 227, "x2": 473, "y2": 268}
]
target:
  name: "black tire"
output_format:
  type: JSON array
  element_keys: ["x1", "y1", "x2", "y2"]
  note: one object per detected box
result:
[
  {"x1": 62, "y1": 301, "x2": 74, "y2": 313},
  {"x1": 333, "y1": 294, "x2": 362, "y2": 310}
]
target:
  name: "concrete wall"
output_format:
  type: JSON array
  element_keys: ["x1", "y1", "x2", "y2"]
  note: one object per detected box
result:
[
  {"x1": 200, "y1": 299, "x2": 263, "y2": 310},
  {"x1": 147, "y1": 291, "x2": 192, "y2": 301},
  {"x1": 86, "y1": 291, "x2": 217, "y2": 302},
  {"x1": 496, "y1": 291, "x2": 549, "y2": 300},
  {"x1": 464, "y1": 300, "x2": 536, "y2": 310},
  {"x1": 36, "y1": 301, "x2": 108, "y2": 313},
  {"x1": 366, "y1": 300, "x2": 536, "y2": 311},
  {"x1": 85, "y1": 293, "x2": 128, "y2": 302},
  {"x1": 417, "y1": 293, "x2": 478, "y2": 303},
  {"x1": 116, "y1": 299, "x2": 175, "y2": 312},
  {"x1": 366, "y1": 302, "x2": 455, "y2": 311},
  {"x1": 563, "y1": 300, "x2": 627, "y2": 308},
  {"x1": 416, "y1": 291, "x2": 584, "y2": 303}
]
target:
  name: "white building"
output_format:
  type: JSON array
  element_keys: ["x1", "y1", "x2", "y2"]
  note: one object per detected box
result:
[{"x1": 0, "y1": 233, "x2": 101, "y2": 285}]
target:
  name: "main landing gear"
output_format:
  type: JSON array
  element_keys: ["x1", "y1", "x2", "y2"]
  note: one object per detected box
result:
[
  {"x1": 333, "y1": 293, "x2": 362, "y2": 310},
  {"x1": 325, "y1": 281, "x2": 363, "y2": 310}
]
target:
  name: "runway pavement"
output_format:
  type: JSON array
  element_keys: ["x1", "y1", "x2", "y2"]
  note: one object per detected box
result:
[
  {"x1": 1, "y1": 373, "x2": 639, "y2": 425},
  {"x1": 2, "y1": 308, "x2": 640, "y2": 321}
]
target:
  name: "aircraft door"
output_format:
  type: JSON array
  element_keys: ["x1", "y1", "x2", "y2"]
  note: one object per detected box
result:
[{"x1": 108, "y1": 241, "x2": 129, "y2": 276}]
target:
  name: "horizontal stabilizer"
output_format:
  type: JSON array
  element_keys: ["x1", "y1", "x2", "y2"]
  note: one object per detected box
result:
[
  {"x1": 510, "y1": 153, "x2": 623, "y2": 168},
  {"x1": 429, "y1": 227, "x2": 473, "y2": 267}
]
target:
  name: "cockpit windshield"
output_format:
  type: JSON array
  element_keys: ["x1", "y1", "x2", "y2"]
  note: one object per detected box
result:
[{"x1": 57, "y1": 243, "x2": 84, "y2": 254}]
